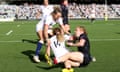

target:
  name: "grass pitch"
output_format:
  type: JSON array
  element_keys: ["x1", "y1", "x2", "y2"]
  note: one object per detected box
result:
[{"x1": 0, "y1": 20, "x2": 120, "y2": 72}]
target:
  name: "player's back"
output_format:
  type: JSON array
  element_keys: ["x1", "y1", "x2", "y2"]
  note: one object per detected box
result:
[{"x1": 50, "y1": 35, "x2": 69, "y2": 58}]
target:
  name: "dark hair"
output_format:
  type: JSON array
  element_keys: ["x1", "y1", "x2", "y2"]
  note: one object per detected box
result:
[
  {"x1": 43, "y1": 0, "x2": 49, "y2": 3},
  {"x1": 52, "y1": 7, "x2": 61, "y2": 14},
  {"x1": 77, "y1": 26, "x2": 87, "y2": 35},
  {"x1": 61, "y1": 0, "x2": 68, "y2": 3},
  {"x1": 53, "y1": 27, "x2": 61, "y2": 35}
]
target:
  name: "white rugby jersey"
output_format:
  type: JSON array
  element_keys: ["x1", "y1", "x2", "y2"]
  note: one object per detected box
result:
[
  {"x1": 36, "y1": 15, "x2": 63, "y2": 32},
  {"x1": 40, "y1": 5, "x2": 53, "y2": 18},
  {"x1": 45, "y1": 15, "x2": 63, "y2": 29},
  {"x1": 50, "y1": 35, "x2": 70, "y2": 58}
]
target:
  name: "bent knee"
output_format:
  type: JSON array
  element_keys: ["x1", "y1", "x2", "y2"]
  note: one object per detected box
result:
[{"x1": 74, "y1": 62, "x2": 80, "y2": 67}]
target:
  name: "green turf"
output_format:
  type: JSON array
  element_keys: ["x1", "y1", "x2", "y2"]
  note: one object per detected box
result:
[{"x1": 0, "y1": 20, "x2": 120, "y2": 72}]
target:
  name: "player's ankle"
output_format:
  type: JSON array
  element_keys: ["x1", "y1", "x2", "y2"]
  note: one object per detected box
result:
[
  {"x1": 66, "y1": 65, "x2": 71, "y2": 69},
  {"x1": 39, "y1": 40, "x2": 44, "y2": 44}
]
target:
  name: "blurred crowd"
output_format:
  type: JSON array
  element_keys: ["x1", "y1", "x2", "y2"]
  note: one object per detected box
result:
[
  {"x1": 68, "y1": 3, "x2": 120, "y2": 18},
  {"x1": 0, "y1": 3, "x2": 41, "y2": 19},
  {"x1": 0, "y1": 3, "x2": 120, "y2": 19}
]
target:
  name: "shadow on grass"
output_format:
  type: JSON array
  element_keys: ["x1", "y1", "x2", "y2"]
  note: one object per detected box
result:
[
  {"x1": 21, "y1": 50, "x2": 46, "y2": 63},
  {"x1": 116, "y1": 32, "x2": 120, "y2": 34},
  {"x1": 22, "y1": 39, "x2": 38, "y2": 44},
  {"x1": 36, "y1": 63, "x2": 64, "y2": 70}
]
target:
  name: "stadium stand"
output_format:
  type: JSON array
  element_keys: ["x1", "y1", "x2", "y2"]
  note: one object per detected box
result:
[
  {"x1": 68, "y1": 3, "x2": 120, "y2": 18},
  {"x1": 0, "y1": 3, "x2": 120, "y2": 20}
]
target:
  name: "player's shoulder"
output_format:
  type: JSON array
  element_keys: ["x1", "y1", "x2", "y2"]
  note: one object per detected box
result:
[
  {"x1": 50, "y1": 36, "x2": 56, "y2": 40},
  {"x1": 80, "y1": 33, "x2": 88, "y2": 39},
  {"x1": 44, "y1": 15, "x2": 53, "y2": 24},
  {"x1": 56, "y1": 17, "x2": 63, "y2": 22}
]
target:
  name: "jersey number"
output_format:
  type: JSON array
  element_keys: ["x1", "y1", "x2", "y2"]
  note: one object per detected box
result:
[{"x1": 54, "y1": 41, "x2": 60, "y2": 48}]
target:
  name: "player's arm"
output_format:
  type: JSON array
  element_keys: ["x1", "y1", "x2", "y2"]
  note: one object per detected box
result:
[
  {"x1": 59, "y1": 24, "x2": 65, "y2": 32},
  {"x1": 46, "y1": 39, "x2": 51, "y2": 56},
  {"x1": 58, "y1": 17, "x2": 70, "y2": 34},
  {"x1": 66, "y1": 35, "x2": 74, "y2": 44},
  {"x1": 60, "y1": 24, "x2": 70, "y2": 34},
  {"x1": 45, "y1": 39, "x2": 53, "y2": 66},
  {"x1": 67, "y1": 38, "x2": 86, "y2": 47},
  {"x1": 44, "y1": 24, "x2": 49, "y2": 42}
]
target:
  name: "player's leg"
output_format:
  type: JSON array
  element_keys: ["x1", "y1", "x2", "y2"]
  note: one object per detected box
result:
[
  {"x1": 61, "y1": 53, "x2": 83, "y2": 72},
  {"x1": 69, "y1": 52, "x2": 84, "y2": 63},
  {"x1": 91, "y1": 18, "x2": 95, "y2": 23},
  {"x1": 45, "y1": 30, "x2": 53, "y2": 66},
  {"x1": 37, "y1": 30, "x2": 44, "y2": 42},
  {"x1": 54, "y1": 52, "x2": 84, "y2": 64},
  {"x1": 62, "y1": 60, "x2": 79, "y2": 72},
  {"x1": 64, "y1": 60, "x2": 80, "y2": 68},
  {"x1": 54, "y1": 52, "x2": 70, "y2": 64},
  {"x1": 33, "y1": 30, "x2": 44, "y2": 62},
  {"x1": 44, "y1": 36, "x2": 52, "y2": 66},
  {"x1": 90, "y1": 14, "x2": 95, "y2": 23},
  {"x1": 33, "y1": 23, "x2": 44, "y2": 63},
  {"x1": 35, "y1": 30, "x2": 44, "y2": 55}
]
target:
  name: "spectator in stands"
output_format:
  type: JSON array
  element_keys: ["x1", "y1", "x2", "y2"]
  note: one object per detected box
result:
[
  {"x1": 0, "y1": 3, "x2": 120, "y2": 19},
  {"x1": 89, "y1": 4, "x2": 96, "y2": 23}
]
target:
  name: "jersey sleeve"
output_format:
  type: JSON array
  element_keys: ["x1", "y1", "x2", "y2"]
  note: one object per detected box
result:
[
  {"x1": 56, "y1": 17, "x2": 63, "y2": 25},
  {"x1": 64, "y1": 34, "x2": 71, "y2": 40},
  {"x1": 79, "y1": 34, "x2": 86, "y2": 40}
]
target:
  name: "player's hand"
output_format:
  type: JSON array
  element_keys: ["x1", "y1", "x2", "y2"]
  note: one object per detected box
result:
[
  {"x1": 65, "y1": 31, "x2": 71, "y2": 35},
  {"x1": 67, "y1": 42, "x2": 73, "y2": 46}
]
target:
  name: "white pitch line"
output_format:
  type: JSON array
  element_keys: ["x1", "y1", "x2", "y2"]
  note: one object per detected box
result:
[
  {"x1": 17, "y1": 25, "x2": 20, "y2": 27},
  {"x1": 90, "y1": 39, "x2": 120, "y2": 41},
  {"x1": 0, "y1": 41, "x2": 21, "y2": 43},
  {"x1": 0, "y1": 39, "x2": 120, "y2": 43},
  {"x1": 0, "y1": 34, "x2": 35, "y2": 36},
  {"x1": 6, "y1": 30, "x2": 13, "y2": 35}
]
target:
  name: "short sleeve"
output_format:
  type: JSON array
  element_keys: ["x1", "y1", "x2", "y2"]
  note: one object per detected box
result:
[
  {"x1": 50, "y1": 5, "x2": 54, "y2": 13},
  {"x1": 64, "y1": 34, "x2": 71, "y2": 40},
  {"x1": 79, "y1": 34, "x2": 86, "y2": 40},
  {"x1": 56, "y1": 17, "x2": 63, "y2": 25}
]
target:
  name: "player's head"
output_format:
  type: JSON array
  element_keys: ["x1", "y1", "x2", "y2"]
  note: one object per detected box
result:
[
  {"x1": 74, "y1": 26, "x2": 87, "y2": 37},
  {"x1": 43, "y1": 0, "x2": 49, "y2": 6},
  {"x1": 52, "y1": 7, "x2": 62, "y2": 20},
  {"x1": 61, "y1": 0, "x2": 68, "y2": 6},
  {"x1": 53, "y1": 27, "x2": 64, "y2": 42}
]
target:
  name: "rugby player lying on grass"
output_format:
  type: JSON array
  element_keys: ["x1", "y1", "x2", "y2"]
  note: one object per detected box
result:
[{"x1": 45, "y1": 26, "x2": 92, "y2": 72}]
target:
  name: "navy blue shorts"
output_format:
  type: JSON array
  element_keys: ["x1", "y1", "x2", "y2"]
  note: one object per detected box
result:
[
  {"x1": 63, "y1": 17, "x2": 69, "y2": 25},
  {"x1": 80, "y1": 54, "x2": 91, "y2": 67}
]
